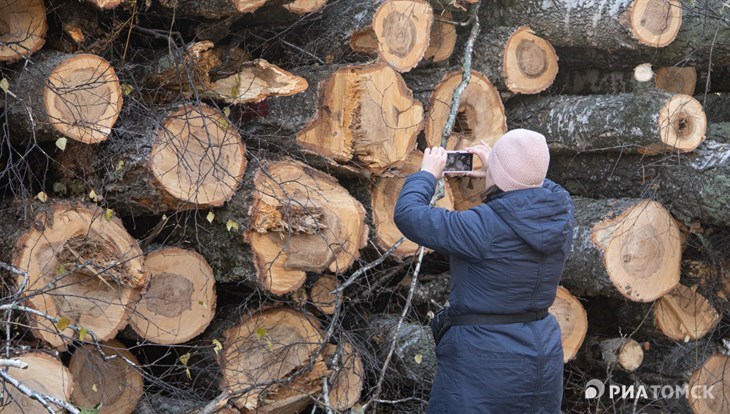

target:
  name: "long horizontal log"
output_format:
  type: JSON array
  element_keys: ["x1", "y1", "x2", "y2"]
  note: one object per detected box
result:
[
  {"x1": 489, "y1": 0, "x2": 682, "y2": 50},
  {"x1": 548, "y1": 141, "x2": 730, "y2": 226},
  {"x1": 506, "y1": 92, "x2": 706, "y2": 153}
]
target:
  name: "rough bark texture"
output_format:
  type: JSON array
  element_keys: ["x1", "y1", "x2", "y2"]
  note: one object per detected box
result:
[
  {"x1": 367, "y1": 316, "x2": 437, "y2": 386},
  {"x1": 548, "y1": 141, "x2": 730, "y2": 226},
  {"x1": 507, "y1": 92, "x2": 706, "y2": 153},
  {"x1": 698, "y1": 93, "x2": 730, "y2": 123},
  {"x1": 489, "y1": 0, "x2": 682, "y2": 50},
  {"x1": 550, "y1": 68, "x2": 651, "y2": 95}
]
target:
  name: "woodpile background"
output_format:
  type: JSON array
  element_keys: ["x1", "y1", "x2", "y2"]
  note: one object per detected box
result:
[{"x1": 0, "y1": 0, "x2": 728, "y2": 413}]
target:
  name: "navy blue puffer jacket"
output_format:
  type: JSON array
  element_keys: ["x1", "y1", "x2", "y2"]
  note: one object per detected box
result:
[{"x1": 394, "y1": 171, "x2": 574, "y2": 414}]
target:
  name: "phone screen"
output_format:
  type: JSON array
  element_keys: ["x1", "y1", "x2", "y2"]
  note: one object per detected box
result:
[{"x1": 444, "y1": 151, "x2": 474, "y2": 172}]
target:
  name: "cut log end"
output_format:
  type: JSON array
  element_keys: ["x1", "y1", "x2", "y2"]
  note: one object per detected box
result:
[
  {"x1": 425, "y1": 70, "x2": 507, "y2": 149},
  {"x1": 0, "y1": 0, "x2": 46, "y2": 62},
  {"x1": 425, "y1": 70, "x2": 506, "y2": 210},
  {"x1": 657, "y1": 94, "x2": 706, "y2": 153},
  {"x1": 150, "y1": 103, "x2": 246, "y2": 208},
  {"x1": 297, "y1": 63, "x2": 423, "y2": 174},
  {"x1": 310, "y1": 274, "x2": 341, "y2": 315},
  {"x1": 236, "y1": 0, "x2": 267, "y2": 13},
  {"x1": 220, "y1": 308, "x2": 324, "y2": 411},
  {"x1": 372, "y1": 0, "x2": 433, "y2": 72},
  {"x1": 282, "y1": 0, "x2": 327, "y2": 14},
  {"x1": 2, "y1": 353, "x2": 73, "y2": 414},
  {"x1": 424, "y1": 11, "x2": 456, "y2": 63},
  {"x1": 592, "y1": 200, "x2": 681, "y2": 302},
  {"x1": 598, "y1": 337, "x2": 644, "y2": 372},
  {"x1": 324, "y1": 342, "x2": 364, "y2": 411},
  {"x1": 689, "y1": 354, "x2": 730, "y2": 414},
  {"x1": 655, "y1": 283, "x2": 720, "y2": 341},
  {"x1": 656, "y1": 67, "x2": 697, "y2": 95},
  {"x1": 12, "y1": 204, "x2": 146, "y2": 349},
  {"x1": 129, "y1": 248, "x2": 217, "y2": 345},
  {"x1": 503, "y1": 26, "x2": 558, "y2": 94},
  {"x1": 628, "y1": 0, "x2": 682, "y2": 48},
  {"x1": 68, "y1": 340, "x2": 144, "y2": 414},
  {"x1": 42, "y1": 54, "x2": 122, "y2": 143},
  {"x1": 247, "y1": 161, "x2": 367, "y2": 295},
  {"x1": 87, "y1": 0, "x2": 125, "y2": 9},
  {"x1": 549, "y1": 286, "x2": 588, "y2": 363},
  {"x1": 372, "y1": 150, "x2": 454, "y2": 256},
  {"x1": 205, "y1": 59, "x2": 308, "y2": 105}
]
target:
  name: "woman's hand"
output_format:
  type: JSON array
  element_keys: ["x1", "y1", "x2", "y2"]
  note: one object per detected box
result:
[
  {"x1": 465, "y1": 140, "x2": 491, "y2": 178},
  {"x1": 421, "y1": 147, "x2": 447, "y2": 180}
]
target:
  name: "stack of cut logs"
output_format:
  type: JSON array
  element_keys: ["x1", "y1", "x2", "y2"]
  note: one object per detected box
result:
[{"x1": 0, "y1": 0, "x2": 728, "y2": 413}]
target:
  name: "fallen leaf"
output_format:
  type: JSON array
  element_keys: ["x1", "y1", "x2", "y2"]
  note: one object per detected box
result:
[
  {"x1": 226, "y1": 219, "x2": 239, "y2": 232},
  {"x1": 0, "y1": 78, "x2": 9, "y2": 93},
  {"x1": 206, "y1": 211, "x2": 215, "y2": 223},
  {"x1": 212, "y1": 339, "x2": 223, "y2": 355},
  {"x1": 56, "y1": 317, "x2": 70, "y2": 331},
  {"x1": 56, "y1": 137, "x2": 67, "y2": 151},
  {"x1": 37, "y1": 192, "x2": 48, "y2": 203},
  {"x1": 414, "y1": 354, "x2": 423, "y2": 364}
]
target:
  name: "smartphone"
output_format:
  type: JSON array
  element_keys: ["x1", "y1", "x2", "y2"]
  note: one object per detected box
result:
[{"x1": 444, "y1": 151, "x2": 474, "y2": 173}]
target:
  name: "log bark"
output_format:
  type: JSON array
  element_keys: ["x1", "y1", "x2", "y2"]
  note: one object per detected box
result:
[
  {"x1": 128, "y1": 248, "x2": 217, "y2": 345},
  {"x1": 242, "y1": 63, "x2": 423, "y2": 176},
  {"x1": 88, "y1": 102, "x2": 247, "y2": 217},
  {"x1": 219, "y1": 307, "x2": 328, "y2": 412},
  {"x1": 699, "y1": 93, "x2": 730, "y2": 124},
  {"x1": 371, "y1": 150, "x2": 455, "y2": 258},
  {"x1": 472, "y1": 26, "x2": 559, "y2": 94},
  {"x1": 707, "y1": 122, "x2": 730, "y2": 144},
  {"x1": 549, "y1": 286, "x2": 588, "y2": 362},
  {"x1": 548, "y1": 141, "x2": 730, "y2": 226},
  {"x1": 490, "y1": 0, "x2": 682, "y2": 50},
  {"x1": 0, "y1": 353, "x2": 74, "y2": 414},
  {"x1": 157, "y1": 0, "x2": 268, "y2": 19},
  {"x1": 562, "y1": 198, "x2": 681, "y2": 302},
  {"x1": 68, "y1": 340, "x2": 144, "y2": 414},
  {"x1": 506, "y1": 92, "x2": 707, "y2": 153},
  {"x1": 0, "y1": 0, "x2": 46, "y2": 62},
  {"x1": 550, "y1": 67, "x2": 693, "y2": 95},
  {"x1": 0, "y1": 201, "x2": 147, "y2": 350},
  {"x1": 6, "y1": 52, "x2": 122, "y2": 144},
  {"x1": 367, "y1": 315, "x2": 437, "y2": 386}
]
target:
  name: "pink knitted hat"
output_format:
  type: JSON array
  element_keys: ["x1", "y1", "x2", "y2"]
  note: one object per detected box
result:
[{"x1": 488, "y1": 129, "x2": 550, "y2": 192}]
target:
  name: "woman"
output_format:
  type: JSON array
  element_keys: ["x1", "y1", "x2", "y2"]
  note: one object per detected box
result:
[{"x1": 394, "y1": 129, "x2": 574, "y2": 413}]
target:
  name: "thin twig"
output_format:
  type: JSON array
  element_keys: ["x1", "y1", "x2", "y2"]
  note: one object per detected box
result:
[
  {"x1": 333, "y1": 237, "x2": 406, "y2": 294},
  {"x1": 0, "y1": 359, "x2": 28, "y2": 369}
]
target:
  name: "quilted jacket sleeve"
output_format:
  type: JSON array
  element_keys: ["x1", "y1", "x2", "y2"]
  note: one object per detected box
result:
[{"x1": 393, "y1": 171, "x2": 492, "y2": 260}]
